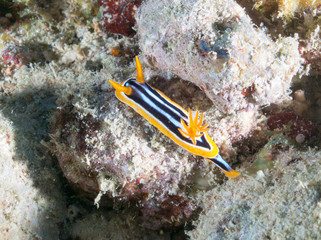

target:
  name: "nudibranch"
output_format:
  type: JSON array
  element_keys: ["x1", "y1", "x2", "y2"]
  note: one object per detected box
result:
[{"x1": 109, "y1": 57, "x2": 239, "y2": 178}]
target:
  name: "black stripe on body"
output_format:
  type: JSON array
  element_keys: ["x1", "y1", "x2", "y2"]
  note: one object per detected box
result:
[
  {"x1": 207, "y1": 154, "x2": 232, "y2": 172},
  {"x1": 124, "y1": 78, "x2": 211, "y2": 150}
]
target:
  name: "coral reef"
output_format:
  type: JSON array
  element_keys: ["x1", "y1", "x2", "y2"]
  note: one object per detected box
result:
[
  {"x1": 0, "y1": 0, "x2": 187, "y2": 237},
  {"x1": 267, "y1": 111, "x2": 319, "y2": 144},
  {"x1": 254, "y1": 0, "x2": 321, "y2": 18},
  {"x1": 238, "y1": 0, "x2": 321, "y2": 75},
  {"x1": 136, "y1": 0, "x2": 302, "y2": 114},
  {"x1": 187, "y1": 147, "x2": 321, "y2": 239},
  {"x1": 0, "y1": 96, "x2": 67, "y2": 239},
  {"x1": 50, "y1": 78, "x2": 208, "y2": 230},
  {"x1": 68, "y1": 208, "x2": 173, "y2": 239},
  {"x1": 300, "y1": 24, "x2": 321, "y2": 75},
  {"x1": 2, "y1": 42, "x2": 56, "y2": 76},
  {"x1": 0, "y1": 0, "x2": 320, "y2": 238}
]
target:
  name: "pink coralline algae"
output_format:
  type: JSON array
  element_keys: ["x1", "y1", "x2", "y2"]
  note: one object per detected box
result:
[
  {"x1": 1, "y1": 43, "x2": 56, "y2": 75},
  {"x1": 1, "y1": 46, "x2": 32, "y2": 75},
  {"x1": 299, "y1": 45, "x2": 321, "y2": 75},
  {"x1": 267, "y1": 112, "x2": 319, "y2": 144},
  {"x1": 2, "y1": 49, "x2": 24, "y2": 74},
  {"x1": 98, "y1": 0, "x2": 143, "y2": 37}
]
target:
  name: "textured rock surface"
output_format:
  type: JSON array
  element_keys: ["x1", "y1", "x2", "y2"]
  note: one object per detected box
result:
[
  {"x1": 0, "y1": 0, "x2": 320, "y2": 238},
  {"x1": 50, "y1": 79, "x2": 201, "y2": 230},
  {"x1": 0, "y1": 107, "x2": 66, "y2": 239},
  {"x1": 98, "y1": 0, "x2": 143, "y2": 37},
  {"x1": 68, "y1": 209, "x2": 173, "y2": 239},
  {"x1": 267, "y1": 111, "x2": 319, "y2": 144},
  {"x1": 136, "y1": 0, "x2": 302, "y2": 114},
  {"x1": 187, "y1": 148, "x2": 321, "y2": 239},
  {"x1": 254, "y1": 0, "x2": 321, "y2": 18}
]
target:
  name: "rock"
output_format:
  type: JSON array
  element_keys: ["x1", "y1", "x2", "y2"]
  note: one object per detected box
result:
[
  {"x1": 50, "y1": 82, "x2": 200, "y2": 230},
  {"x1": 267, "y1": 111, "x2": 319, "y2": 144},
  {"x1": 187, "y1": 149, "x2": 321, "y2": 239},
  {"x1": 136, "y1": 0, "x2": 302, "y2": 114},
  {"x1": 98, "y1": 0, "x2": 143, "y2": 37}
]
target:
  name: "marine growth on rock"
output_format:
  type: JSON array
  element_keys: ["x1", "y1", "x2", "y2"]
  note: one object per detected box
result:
[
  {"x1": 98, "y1": 0, "x2": 143, "y2": 37},
  {"x1": 136, "y1": 0, "x2": 302, "y2": 114},
  {"x1": 50, "y1": 85, "x2": 200, "y2": 230}
]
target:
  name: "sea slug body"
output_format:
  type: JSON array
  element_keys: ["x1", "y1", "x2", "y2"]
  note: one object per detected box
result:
[{"x1": 109, "y1": 57, "x2": 239, "y2": 178}]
